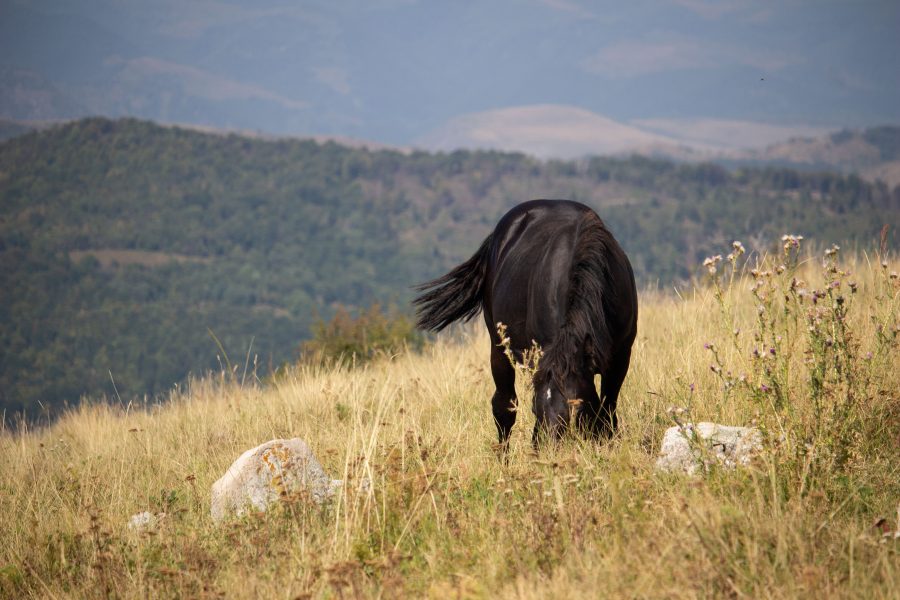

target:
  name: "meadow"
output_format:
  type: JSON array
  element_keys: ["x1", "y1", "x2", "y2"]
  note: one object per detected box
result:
[{"x1": 1, "y1": 241, "x2": 898, "y2": 598}]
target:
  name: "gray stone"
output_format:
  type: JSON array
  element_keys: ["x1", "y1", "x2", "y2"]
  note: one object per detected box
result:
[
  {"x1": 655, "y1": 422, "x2": 762, "y2": 475},
  {"x1": 210, "y1": 438, "x2": 342, "y2": 522},
  {"x1": 127, "y1": 511, "x2": 162, "y2": 532}
]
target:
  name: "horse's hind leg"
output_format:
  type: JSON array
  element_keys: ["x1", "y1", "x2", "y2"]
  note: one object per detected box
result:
[
  {"x1": 595, "y1": 347, "x2": 632, "y2": 439},
  {"x1": 490, "y1": 344, "x2": 518, "y2": 454}
]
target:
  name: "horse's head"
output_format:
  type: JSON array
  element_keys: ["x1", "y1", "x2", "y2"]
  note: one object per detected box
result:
[
  {"x1": 531, "y1": 330, "x2": 599, "y2": 444},
  {"x1": 534, "y1": 383, "x2": 568, "y2": 439},
  {"x1": 532, "y1": 372, "x2": 579, "y2": 443}
]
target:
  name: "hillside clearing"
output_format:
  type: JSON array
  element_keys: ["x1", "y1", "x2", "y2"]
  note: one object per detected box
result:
[{"x1": 1, "y1": 247, "x2": 898, "y2": 598}]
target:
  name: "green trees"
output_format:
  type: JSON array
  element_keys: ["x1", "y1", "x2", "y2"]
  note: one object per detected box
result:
[{"x1": 1, "y1": 118, "x2": 897, "y2": 416}]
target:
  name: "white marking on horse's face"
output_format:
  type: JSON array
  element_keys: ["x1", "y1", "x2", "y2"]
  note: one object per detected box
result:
[{"x1": 545, "y1": 388, "x2": 552, "y2": 400}]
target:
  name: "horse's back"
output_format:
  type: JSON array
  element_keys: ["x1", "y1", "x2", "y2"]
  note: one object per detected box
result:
[{"x1": 485, "y1": 200, "x2": 602, "y2": 348}]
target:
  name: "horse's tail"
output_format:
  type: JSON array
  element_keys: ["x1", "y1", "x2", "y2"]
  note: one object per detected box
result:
[{"x1": 413, "y1": 234, "x2": 492, "y2": 332}]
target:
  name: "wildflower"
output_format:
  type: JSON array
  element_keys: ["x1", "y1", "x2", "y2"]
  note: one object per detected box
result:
[
  {"x1": 781, "y1": 234, "x2": 804, "y2": 252},
  {"x1": 710, "y1": 364, "x2": 721, "y2": 374},
  {"x1": 689, "y1": 383, "x2": 695, "y2": 393},
  {"x1": 727, "y1": 241, "x2": 745, "y2": 262},
  {"x1": 769, "y1": 347, "x2": 776, "y2": 356},
  {"x1": 825, "y1": 244, "x2": 840, "y2": 257},
  {"x1": 760, "y1": 384, "x2": 771, "y2": 393},
  {"x1": 891, "y1": 271, "x2": 899, "y2": 280},
  {"x1": 864, "y1": 352, "x2": 873, "y2": 361},
  {"x1": 703, "y1": 255, "x2": 722, "y2": 275},
  {"x1": 848, "y1": 281, "x2": 858, "y2": 293},
  {"x1": 776, "y1": 265, "x2": 785, "y2": 274},
  {"x1": 703, "y1": 342, "x2": 714, "y2": 350}
]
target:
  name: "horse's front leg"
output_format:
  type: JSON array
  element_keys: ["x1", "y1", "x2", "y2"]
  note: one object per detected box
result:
[
  {"x1": 574, "y1": 378, "x2": 603, "y2": 438},
  {"x1": 596, "y1": 347, "x2": 633, "y2": 439},
  {"x1": 490, "y1": 344, "x2": 518, "y2": 457}
]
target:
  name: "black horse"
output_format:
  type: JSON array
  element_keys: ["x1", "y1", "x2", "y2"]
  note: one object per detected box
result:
[{"x1": 414, "y1": 200, "x2": 637, "y2": 450}]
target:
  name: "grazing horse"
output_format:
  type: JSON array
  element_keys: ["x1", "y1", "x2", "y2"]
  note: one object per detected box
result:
[{"x1": 414, "y1": 200, "x2": 637, "y2": 450}]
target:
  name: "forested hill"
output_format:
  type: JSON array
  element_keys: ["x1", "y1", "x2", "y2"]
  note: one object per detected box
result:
[{"x1": 2, "y1": 118, "x2": 898, "y2": 416}]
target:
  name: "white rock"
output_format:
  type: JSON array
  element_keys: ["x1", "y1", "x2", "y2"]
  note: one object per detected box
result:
[
  {"x1": 210, "y1": 438, "x2": 341, "y2": 522},
  {"x1": 127, "y1": 511, "x2": 160, "y2": 532},
  {"x1": 655, "y1": 422, "x2": 762, "y2": 475}
]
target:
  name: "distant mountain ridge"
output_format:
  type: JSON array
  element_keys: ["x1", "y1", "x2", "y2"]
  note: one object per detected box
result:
[
  {"x1": 3, "y1": 1, "x2": 898, "y2": 149},
  {"x1": 736, "y1": 126, "x2": 900, "y2": 187},
  {"x1": 5, "y1": 114, "x2": 898, "y2": 187}
]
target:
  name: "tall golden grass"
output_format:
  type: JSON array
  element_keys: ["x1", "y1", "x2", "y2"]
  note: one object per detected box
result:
[{"x1": 1, "y1": 243, "x2": 898, "y2": 598}]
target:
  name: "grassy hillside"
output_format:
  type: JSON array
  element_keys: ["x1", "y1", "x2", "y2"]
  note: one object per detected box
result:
[
  {"x1": 1, "y1": 244, "x2": 897, "y2": 597},
  {"x1": 2, "y1": 118, "x2": 898, "y2": 416}
]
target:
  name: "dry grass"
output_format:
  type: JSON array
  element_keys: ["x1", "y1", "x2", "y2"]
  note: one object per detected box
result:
[{"x1": 1, "y1": 246, "x2": 898, "y2": 598}]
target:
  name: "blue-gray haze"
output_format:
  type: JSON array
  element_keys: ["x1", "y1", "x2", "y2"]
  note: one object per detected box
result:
[{"x1": 1, "y1": 0, "x2": 898, "y2": 153}]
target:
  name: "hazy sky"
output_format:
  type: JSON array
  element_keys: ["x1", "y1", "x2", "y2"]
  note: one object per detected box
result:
[{"x1": 2, "y1": 0, "x2": 898, "y2": 153}]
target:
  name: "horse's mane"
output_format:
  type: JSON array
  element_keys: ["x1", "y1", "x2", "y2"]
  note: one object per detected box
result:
[{"x1": 535, "y1": 210, "x2": 616, "y2": 391}]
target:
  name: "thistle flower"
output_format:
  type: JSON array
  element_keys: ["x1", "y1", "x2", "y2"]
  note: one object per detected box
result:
[
  {"x1": 703, "y1": 255, "x2": 723, "y2": 275},
  {"x1": 726, "y1": 241, "x2": 745, "y2": 262},
  {"x1": 781, "y1": 234, "x2": 804, "y2": 253}
]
